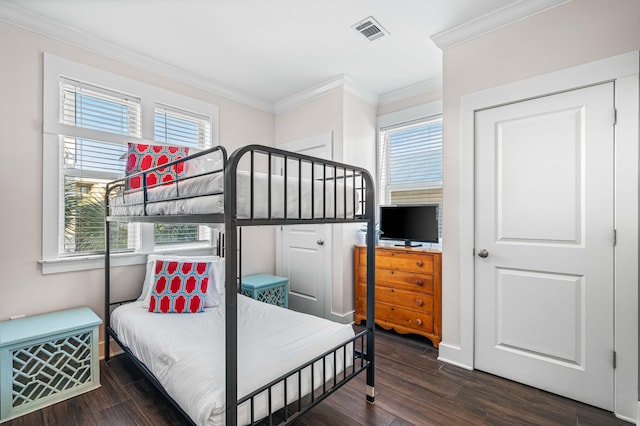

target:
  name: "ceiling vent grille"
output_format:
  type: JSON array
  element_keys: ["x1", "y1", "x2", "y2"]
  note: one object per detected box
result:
[{"x1": 352, "y1": 16, "x2": 389, "y2": 41}]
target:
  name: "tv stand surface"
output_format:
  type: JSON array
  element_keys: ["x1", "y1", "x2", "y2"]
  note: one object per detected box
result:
[
  {"x1": 395, "y1": 240, "x2": 422, "y2": 247},
  {"x1": 354, "y1": 245, "x2": 441, "y2": 348}
]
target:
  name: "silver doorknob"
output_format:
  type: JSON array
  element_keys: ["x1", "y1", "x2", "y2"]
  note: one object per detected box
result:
[
  {"x1": 477, "y1": 249, "x2": 489, "y2": 258},
  {"x1": 317, "y1": 239, "x2": 324, "y2": 246}
]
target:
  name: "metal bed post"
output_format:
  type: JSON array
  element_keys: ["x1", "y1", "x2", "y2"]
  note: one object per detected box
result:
[
  {"x1": 364, "y1": 174, "x2": 376, "y2": 403},
  {"x1": 224, "y1": 148, "x2": 240, "y2": 426},
  {"x1": 104, "y1": 206, "x2": 111, "y2": 363}
]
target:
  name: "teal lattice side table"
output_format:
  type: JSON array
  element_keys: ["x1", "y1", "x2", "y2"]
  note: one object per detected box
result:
[
  {"x1": 241, "y1": 274, "x2": 289, "y2": 308},
  {"x1": 0, "y1": 307, "x2": 102, "y2": 423}
]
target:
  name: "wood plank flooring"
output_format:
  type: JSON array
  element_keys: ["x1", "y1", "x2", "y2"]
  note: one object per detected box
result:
[{"x1": 5, "y1": 328, "x2": 629, "y2": 425}]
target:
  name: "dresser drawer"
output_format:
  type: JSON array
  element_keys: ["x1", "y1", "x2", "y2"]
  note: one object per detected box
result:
[
  {"x1": 357, "y1": 283, "x2": 433, "y2": 313},
  {"x1": 357, "y1": 266, "x2": 433, "y2": 294},
  {"x1": 358, "y1": 249, "x2": 434, "y2": 273},
  {"x1": 378, "y1": 251, "x2": 434, "y2": 273},
  {"x1": 376, "y1": 302, "x2": 434, "y2": 334}
]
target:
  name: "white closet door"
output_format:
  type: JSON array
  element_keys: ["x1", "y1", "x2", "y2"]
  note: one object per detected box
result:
[{"x1": 475, "y1": 82, "x2": 615, "y2": 409}]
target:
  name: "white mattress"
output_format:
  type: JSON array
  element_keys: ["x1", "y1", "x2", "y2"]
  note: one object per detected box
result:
[
  {"x1": 111, "y1": 296, "x2": 355, "y2": 426},
  {"x1": 109, "y1": 171, "x2": 359, "y2": 219}
]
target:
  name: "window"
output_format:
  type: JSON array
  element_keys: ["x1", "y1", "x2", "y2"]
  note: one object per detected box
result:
[
  {"x1": 379, "y1": 115, "x2": 443, "y2": 241},
  {"x1": 153, "y1": 104, "x2": 212, "y2": 245},
  {"x1": 60, "y1": 78, "x2": 139, "y2": 255},
  {"x1": 42, "y1": 54, "x2": 219, "y2": 273}
]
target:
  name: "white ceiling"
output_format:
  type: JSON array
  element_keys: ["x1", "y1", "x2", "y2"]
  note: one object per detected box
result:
[{"x1": 2, "y1": 0, "x2": 522, "y2": 108}]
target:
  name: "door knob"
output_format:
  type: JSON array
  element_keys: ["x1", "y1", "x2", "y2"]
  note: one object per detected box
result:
[
  {"x1": 477, "y1": 249, "x2": 489, "y2": 258},
  {"x1": 317, "y1": 239, "x2": 324, "y2": 246}
]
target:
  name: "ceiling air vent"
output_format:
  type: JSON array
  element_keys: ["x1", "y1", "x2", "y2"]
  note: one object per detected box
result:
[{"x1": 352, "y1": 16, "x2": 389, "y2": 41}]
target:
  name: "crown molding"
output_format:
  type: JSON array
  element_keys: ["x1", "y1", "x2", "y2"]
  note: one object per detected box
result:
[
  {"x1": 343, "y1": 75, "x2": 379, "y2": 107},
  {"x1": 0, "y1": 1, "x2": 274, "y2": 112},
  {"x1": 378, "y1": 77, "x2": 442, "y2": 106},
  {"x1": 274, "y1": 74, "x2": 379, "y2": 114},
  {"x1": 430, "y1": 0, "x2": 572, "y2": 50}
]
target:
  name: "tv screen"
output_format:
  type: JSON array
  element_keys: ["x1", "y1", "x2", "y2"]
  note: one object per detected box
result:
[{"x1": 379, "y1": 204, "x2": 439, "y2": 246}]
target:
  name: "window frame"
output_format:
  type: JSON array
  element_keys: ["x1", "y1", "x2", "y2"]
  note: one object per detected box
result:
[
  {"x1": 41, "y1": 53, "x2": 219, "y2": 274},
  {"x1": 376, "y1": 101, "x2": 443, "y2": 244},
  {"x1": 380, "y1": 116, "x2": 443, "y2": 204}
]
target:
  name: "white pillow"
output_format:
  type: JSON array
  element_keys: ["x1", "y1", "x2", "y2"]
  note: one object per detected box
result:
[
  {"x1": 185, "y1": 151, "x2": 224, "y2": 177},
  {"x1": 139, "y1": 254, "x2": 225, "y2": 309}
]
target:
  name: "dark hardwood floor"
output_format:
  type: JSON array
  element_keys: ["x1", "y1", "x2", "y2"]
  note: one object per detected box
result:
[{"x1": 5, "y1": 328, "x2": 629, "y2": 426}]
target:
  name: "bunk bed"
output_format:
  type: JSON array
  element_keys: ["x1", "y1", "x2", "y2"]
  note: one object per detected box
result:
[{"x1": 103, "y1": 144, "x2": 376, "y2": 425}]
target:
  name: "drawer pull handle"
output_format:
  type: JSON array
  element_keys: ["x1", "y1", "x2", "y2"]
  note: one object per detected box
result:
[
  {"x1": 415, "y1": 318, "x2": 423, "y2": 326},
  {"x1": 416, "y1": 260, "x2": 424, "y2": 267},
  {"x1": 416, "y1": 299, "x2": 423, "y2": 307},
  {"x1": 416, "y1": 280, "x2": 423, "y2": 287}
]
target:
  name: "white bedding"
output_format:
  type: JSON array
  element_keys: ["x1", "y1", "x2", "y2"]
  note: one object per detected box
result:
[
  {"x1": 110, "y1": 170, "x2": 359, "y2": 219},
  {"x1": 111, "y1": 296, "x2": 355, "y2": 426}
]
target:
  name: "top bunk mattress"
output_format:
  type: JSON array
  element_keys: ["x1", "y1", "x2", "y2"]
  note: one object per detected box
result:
[
  {"x1": 109, "y1": 170, "x2": 360, "y2": 219},
  {"x1": 111, "y1": 296, "x2": 355, "y2": 426}
]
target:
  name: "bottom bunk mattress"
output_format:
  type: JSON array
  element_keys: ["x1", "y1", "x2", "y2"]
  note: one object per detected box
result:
[{"x1": 111, "y1": 295, "x2": 355, "y2": 425}]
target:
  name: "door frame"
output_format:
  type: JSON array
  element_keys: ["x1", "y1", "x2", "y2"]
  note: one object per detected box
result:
[
  {"x1": 275, "y1": 132, "x2": 333, "y2": 319},
  {"x1": 445, "y1": 51, "x2": 638, "y2": 421}
]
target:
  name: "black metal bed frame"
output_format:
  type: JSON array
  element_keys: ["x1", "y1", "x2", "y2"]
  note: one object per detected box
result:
[{"x1": 104, "y1": 144, "x2": 376, "y2": 425}]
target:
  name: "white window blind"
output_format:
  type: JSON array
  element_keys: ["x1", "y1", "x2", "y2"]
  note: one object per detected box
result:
[
  {"x1": 379, "y1": 116, "x2": 443, "y2": 239},
  {"x1": 153, "y1": 104, "x2": 213, "y2": 245},
  {"x1": 60, "y1": 78, "x2": 141, "y2": 136},
  {"x1": 155, "y1": 103, "x2": 211, "y2": 148},
  {"x1": 59, "y1": 79, "x2": 140, "y2": 255}
]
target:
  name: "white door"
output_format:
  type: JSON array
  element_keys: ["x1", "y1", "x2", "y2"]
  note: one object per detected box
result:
[
  {"x1": 280, "y1": 224, "x2": 327, "y2": 317},
  {"x1": 474, "y1": 83, "x2": 615, "y2": 409},
  {"x1": 276, "y1": 133, "x2": 332, "y2": 318}
]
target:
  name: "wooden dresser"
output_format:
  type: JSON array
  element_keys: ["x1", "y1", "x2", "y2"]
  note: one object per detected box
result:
[{"x1": 354, "y1": 245, "x2": 442, "y2": 348}]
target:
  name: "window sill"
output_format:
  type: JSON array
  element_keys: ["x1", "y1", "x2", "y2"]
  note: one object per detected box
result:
[
  {"x1": 39, "y1": 252, "x2": 146, "y2": 275},
  {"x1": 39, "y1": 244, "x2": 216, "y2": 275}
]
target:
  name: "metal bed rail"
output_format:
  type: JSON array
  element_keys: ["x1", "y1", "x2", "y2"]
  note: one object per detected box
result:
[
  {"x1": 238, "y1": 328, "x2": 372, "y2": 425},
  {"x1": 105, "y1": 145, "x2": 227, "y2": 221},
  {"x1": 234, "y1": 145, "x2": 368, "y2": 224}
]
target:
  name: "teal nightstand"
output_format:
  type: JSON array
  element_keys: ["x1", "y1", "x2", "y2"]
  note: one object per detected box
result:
[
  {"x1": 241, "y1": 274, "x2": 289, "y2": 308},
  {"x1": 0, "y1": 307, "x2": 102, "y2": 422}
]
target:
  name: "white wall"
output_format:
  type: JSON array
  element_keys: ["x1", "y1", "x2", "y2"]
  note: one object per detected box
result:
[
  {"x1": 340, "y1": 92, "x2": 377, "y2": 315},
  {"x1": 0, "y1": 20, "x2": 275, "y2": 325}
]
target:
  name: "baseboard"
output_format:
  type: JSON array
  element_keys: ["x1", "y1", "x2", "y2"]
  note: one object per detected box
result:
[
  {"x1": 616, "y1": 409, "x2": 637, "y2": 425},
  {"x1": 98, "y1": 338, "x2": 124, "y2": 360},
  {"x1": 327, "y1": 309, "x2": 355, "y2": 325},
  {"x1": 437, "y1": 342, "x2": 473, "y2": 370}
]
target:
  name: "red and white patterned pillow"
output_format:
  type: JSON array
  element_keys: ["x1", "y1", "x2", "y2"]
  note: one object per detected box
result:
[
  {"x1": 149, "y1": 260, "x2": 210, "y2": 313},
  {"x1": 125, "y1": 143, "x2": 189, "y2": 190},
  {"x1": 139, "y1": 254, "x2": 224, "y2": 309}
]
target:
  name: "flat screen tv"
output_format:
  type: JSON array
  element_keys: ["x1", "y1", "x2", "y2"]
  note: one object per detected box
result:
[{"x1": 379, "y1": 204, "x2": 439, "y2": 247}]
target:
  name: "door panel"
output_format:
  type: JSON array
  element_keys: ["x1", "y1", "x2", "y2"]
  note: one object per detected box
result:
[
  {"x1": 475, "y1": 83, "x2": 614, "y2": 409},
  {"x1": 496, "y1": 268, "x2": 583, "y2": 364},
  {"x1": 497, "y1": 107, "x2": 583, "y2": 244},
  {"x1": 284, "y1": 225, "x2": 323, "y2": 310}
]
